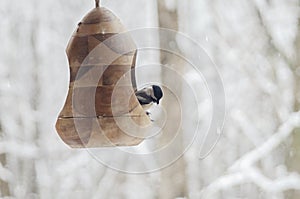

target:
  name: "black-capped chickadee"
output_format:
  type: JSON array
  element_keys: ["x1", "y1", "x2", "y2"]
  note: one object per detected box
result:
[{"x1": 135, "y1": 85, "x2": 163, "y2": 115}]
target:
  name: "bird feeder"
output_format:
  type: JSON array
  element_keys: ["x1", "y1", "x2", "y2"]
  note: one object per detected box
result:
[{"x1": 55, "y1": 1, "x2": 151, "y2": 148}]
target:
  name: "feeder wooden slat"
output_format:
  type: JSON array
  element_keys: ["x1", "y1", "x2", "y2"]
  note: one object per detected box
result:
[{"x1": 76, "y1": 22, "x2": 126, "y2": 36}]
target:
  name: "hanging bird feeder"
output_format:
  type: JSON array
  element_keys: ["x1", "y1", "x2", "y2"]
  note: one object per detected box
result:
[{"x1": 56, "y1": 0, "x2": 151, "y2": 148}]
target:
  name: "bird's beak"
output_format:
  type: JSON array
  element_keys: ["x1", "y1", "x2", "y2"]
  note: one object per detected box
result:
[{"x1": 157, "y1": 100, "x2": 160, "y2": 105}]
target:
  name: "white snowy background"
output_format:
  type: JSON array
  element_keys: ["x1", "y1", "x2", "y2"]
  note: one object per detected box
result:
[{"x1": 0, "y1": 0, "x2": 300, "y2": 199}]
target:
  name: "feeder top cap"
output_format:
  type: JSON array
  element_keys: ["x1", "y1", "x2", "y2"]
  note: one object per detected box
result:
[{"x1": 81, "y1": 7, "x2": 117, "y2": 24}]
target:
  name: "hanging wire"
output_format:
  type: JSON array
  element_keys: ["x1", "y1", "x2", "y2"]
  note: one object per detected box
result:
[{"x1": 95, "y1": 0, "x2": 100, "y2": 7}]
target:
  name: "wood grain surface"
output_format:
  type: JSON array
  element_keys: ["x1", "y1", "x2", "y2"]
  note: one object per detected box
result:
[{"x1": 56, "y1": 7, "x2": 150, "y2": 148}]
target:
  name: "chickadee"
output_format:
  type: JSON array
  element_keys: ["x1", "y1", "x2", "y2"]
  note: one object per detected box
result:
[{"x1": 135, "y1": 85, "x2": 163, "y2": 114}]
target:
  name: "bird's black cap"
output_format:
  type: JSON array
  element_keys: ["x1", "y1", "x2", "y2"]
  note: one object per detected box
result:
[{"x1": 152, "y1": 85, "x2": 163, "y2": 104}]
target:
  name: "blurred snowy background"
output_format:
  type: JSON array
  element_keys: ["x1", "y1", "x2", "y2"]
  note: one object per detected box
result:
[{"x1": 0, "y1": 0, "x2": 300, "y2": 198}]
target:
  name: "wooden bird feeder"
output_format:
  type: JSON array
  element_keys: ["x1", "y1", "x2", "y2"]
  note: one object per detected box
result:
[{"x1": 56, "y1": 1, "x2": 151, "y2": 148}]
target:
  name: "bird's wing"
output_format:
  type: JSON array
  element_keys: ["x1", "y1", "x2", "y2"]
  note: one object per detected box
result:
[{"x1": 135, "y1": 90, "x2": 153, "y2": 105}]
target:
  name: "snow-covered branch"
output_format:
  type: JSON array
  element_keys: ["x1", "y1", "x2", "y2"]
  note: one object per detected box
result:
[
  {"x1": 230, "y1": 111, "x2": 300, "y2": 171},
  {"x1": 202, "y1": 111, "x2": 300, "y2": 196}
]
